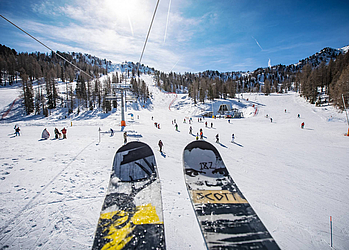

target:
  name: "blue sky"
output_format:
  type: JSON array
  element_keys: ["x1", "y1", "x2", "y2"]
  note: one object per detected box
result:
[{"x1": 1, "y1": 0, "x2": 349, "y2": 73}]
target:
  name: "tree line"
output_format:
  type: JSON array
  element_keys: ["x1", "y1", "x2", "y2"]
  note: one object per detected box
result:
[
  {"x1": 154, "y1": 47, "x2": 349, "y2": 109},
  {"x1": 1, "y1": 44, "x2": 348, "y2": 115},
  {"x1": 298, "y1": 51, "x2": 349, "y2": 109},
  {"x1": 0, "y1": 45, "x2": 153, "y2": 116}
]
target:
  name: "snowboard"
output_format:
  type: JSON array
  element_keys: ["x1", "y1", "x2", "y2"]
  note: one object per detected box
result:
[
  {"x1": 183, "y1": 141, "x2": 280, "y2": 249},
  {"x1": 92, "y1": 141, "x2": 166, "y2": 250}
]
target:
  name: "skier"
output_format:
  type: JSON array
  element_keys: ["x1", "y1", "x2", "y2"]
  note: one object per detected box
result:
[
  {"x1": 54, "y1": 128, "x2": 61, "y2": 139},
  {"x1": 42, "y1": 128, "x2": 50, "y2": 140},
  {"x1": 200, "y1": 129, "x2": 203, "y2": 139},
  {"x1": 61, "y1": 127, "x2": 67, "y2": 139},
  {"x1": 270, "y1": 117, "x2": 273, "y2": 123},
  {"x1": 231, "y1": 134, "x2": 235, "y2": 143},
  {"x1": 215, "y1": 134, "x2": 219, "y2": 143},
  {"x1": 211, "y1": 122, "x2": 213, "y2": 128},
  {"x1": 158, "y1": 123, "x2": 160, "y2": 129},
  {"x1": 123, "y1": 131, "x2": 127, "y2": 144},
  {"x1": 175, "y1": 123, "x2": 178, "y2": 131},
  {"x1": 301, "y1": 122, "x2": 305, "y2": 129},
  {"x1": 196, "y1": 133, "x2": 199, "y2": 140},
  {"x1": 110, "y1": 128, "x2": 114, "y2": 136},
  {"x1": 14, "y1": 126, "x2": 20, "y2": 136},
  {"x1": 189, "y1": 126, "x2": 192, "y2": 134},
  {"x1": 298, "y1": 114, "x2": 301, "y2": 118},
  {"x1": 205, "y1": 121, "x2": 208, "y2": 127},
  {"x1": 158, "y1": 140, "x2": 163, "y2": 153}
]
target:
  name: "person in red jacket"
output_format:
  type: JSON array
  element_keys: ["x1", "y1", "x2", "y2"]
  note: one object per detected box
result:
[{"x1": 61, "y1": 127, "x2": 67, "y2": 139}]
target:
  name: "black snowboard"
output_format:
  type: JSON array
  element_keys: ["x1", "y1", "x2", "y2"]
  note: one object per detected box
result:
[
  {"x1": 183, "y1": 140, "x2": 280, "y2": 249},
  {"x1": 92, "y1": 141, "x2": 166, "y2": 249}
]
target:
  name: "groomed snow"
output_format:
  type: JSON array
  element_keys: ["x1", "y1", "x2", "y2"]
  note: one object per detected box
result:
[{"x1": 0, "y1": 74, "x2": 348, "y2": 249}]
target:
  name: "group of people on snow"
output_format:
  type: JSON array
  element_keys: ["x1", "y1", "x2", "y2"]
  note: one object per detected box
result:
[
  {"x1": 267, "y1": 110, "x2": 305, "y2": 128},
  {"x1": 42, "y1": 127, "x2": 67, "y2": 140}
]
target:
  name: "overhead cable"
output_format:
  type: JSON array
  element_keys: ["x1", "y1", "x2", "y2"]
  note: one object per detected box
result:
[
  {"x1": 138, "y1": 0, "x2": 160, "y2": 70},
  {"x1": 0, "y1": 15, "x2": 94, "y2": 79}
]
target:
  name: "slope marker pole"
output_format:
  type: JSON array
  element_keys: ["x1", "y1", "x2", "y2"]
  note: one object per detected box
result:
[
  {"x1": 330, "y1": 216, "x2": 333, "y2": 248},
  {"x1": 342, "y1": 94, "x2": 349, "y2": 136}
]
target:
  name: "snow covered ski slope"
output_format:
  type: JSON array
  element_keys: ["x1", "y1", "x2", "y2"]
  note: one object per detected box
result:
[{"x1": 0, "y1": 74, "x2": 348, "y2": 249}]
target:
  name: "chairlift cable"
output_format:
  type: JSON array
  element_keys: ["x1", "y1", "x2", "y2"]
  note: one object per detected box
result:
[
  {"x1": 0, "y1": 15, "x2": 94, "y2": 79},
  {"x1": 137, "y1": 0, "x2": 160, "y2": 73}
]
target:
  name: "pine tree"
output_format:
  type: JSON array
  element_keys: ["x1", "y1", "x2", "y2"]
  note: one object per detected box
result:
[
  {"x1": 20, "y1": 68, "x2": 34, "y2": 114},
  {"x1": 264, "y1": 79, "x2": 271, "y2": 95},
  {"x1": 331, "y1": 64, "x2": 349, "y2": 109}
]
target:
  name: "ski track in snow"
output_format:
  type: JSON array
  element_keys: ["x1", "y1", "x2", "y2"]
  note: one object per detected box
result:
[{"x1": 0, "y1": 74, "x2": 349, "y2": 249}]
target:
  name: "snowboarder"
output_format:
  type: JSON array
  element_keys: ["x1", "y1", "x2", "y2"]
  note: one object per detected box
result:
[
  {"x1": 158, "y1": 140, "x2": 163, "y2": 152},
  {"x1": 231, "y1": 134, "x2": 235, "y2": 143},
  {"x1": 123, "y1": 132, "x2": 127, "y2": 143},
  {"x1": 301, "y1": 122, "x2": 305, "y2": 129},
  {"x1": 61, "y1": 127, "x2": 67, "y2": 139},
  {"x1": 189, "y1": 126, "x2": 192, "y2": 134},
  {"x1": 158, "y1": 123, "x2": 160, "y2": 129},
  {"x1": 215, "y1": 134, "x2": 219, "y2": 143},
  {"x1": 42, "y1": 128, "x2": 50, "y2": 140},
  {"x1": 14, "y1": 126, "x2": 20, "y2": 136}
]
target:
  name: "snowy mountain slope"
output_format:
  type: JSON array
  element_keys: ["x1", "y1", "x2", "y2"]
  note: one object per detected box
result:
[
  {"x1": 0, "y1": 74, "x2": 348, "y2": 250},
  {"x1": 0, "y1": 85, "x2": 21, "y2": 114}
]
